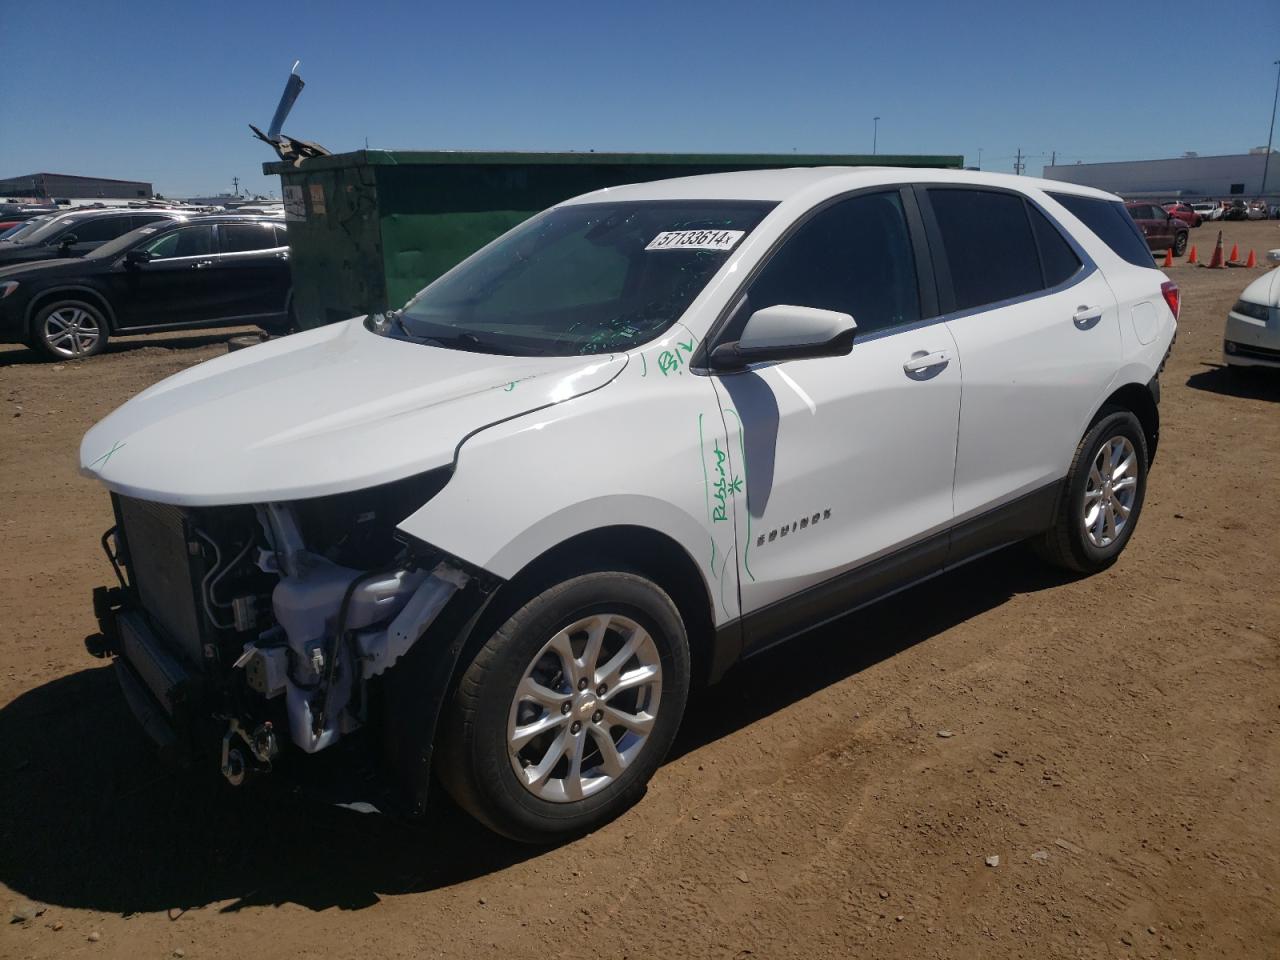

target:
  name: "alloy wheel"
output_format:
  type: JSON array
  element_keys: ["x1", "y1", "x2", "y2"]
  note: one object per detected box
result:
[
  {"x1": 1082, "y1": 435, "x2": 1138, "y2": 548},
  {"x1": 507, "y1": 613, "x2": 662, "y2": 803},
  {"x1": 42, "y1": 306, "x2": 101, "y2": 358}
]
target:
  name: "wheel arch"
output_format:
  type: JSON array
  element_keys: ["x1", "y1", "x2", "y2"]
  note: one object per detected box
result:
[
  {"x1": 1093, "y1": 380, "x2": 1160, "y2": 464},
  {"x1": 25, "y1": 285, "x2": 119, "y2": 337},
  {"x1": 475, "y1": 524, "x2": 718, "y2": 688}
]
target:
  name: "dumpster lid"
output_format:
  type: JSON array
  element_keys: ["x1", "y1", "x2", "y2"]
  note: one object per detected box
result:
[{"x1": 264, "y1": 149, "x2": 964, "y2": 175}]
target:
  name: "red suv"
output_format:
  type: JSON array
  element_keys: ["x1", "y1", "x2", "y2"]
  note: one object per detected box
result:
[
  {"x1": 1162, "y1": 202, "x2": 1202, "y2": 227},
  {"x1": 1126, "y1": 202, "x2": 1189, "y2": 256}
]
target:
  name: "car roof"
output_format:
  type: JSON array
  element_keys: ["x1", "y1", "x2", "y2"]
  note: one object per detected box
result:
[
  {"x1": 57, "y1": 207, "x2": 188, "y2": 218},
  {"x1": 559, "y1": 166, "x2": 1121, "y2": 206}
]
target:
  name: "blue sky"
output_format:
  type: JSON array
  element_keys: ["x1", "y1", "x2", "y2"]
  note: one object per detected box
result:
[{"x1": 2, "y1": 0, "x2": 1277, "y2": 197}]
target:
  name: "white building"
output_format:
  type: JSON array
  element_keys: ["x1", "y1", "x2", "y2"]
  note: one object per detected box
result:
[{"x1": 1042, "y1": 151, "x2": 1279, "y2": 200}]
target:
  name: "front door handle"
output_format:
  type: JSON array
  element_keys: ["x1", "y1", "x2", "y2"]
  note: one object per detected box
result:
[
  {"x1": 1073, "y1": 304, "x2": 1103, "y2": 328},
  {"x1": 903, "y1": 349, "x2": 951, "y2": 374},
  {"x1": 192, "y1": 259, "x2": 215, "y2": 270}
]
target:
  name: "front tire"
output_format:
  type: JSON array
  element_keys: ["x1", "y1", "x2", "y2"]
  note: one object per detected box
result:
[
  {"x1": 31, "y1": 299, "x2": 108, "y2": 360},
  {"x1": 1173, "y1": 232, "x2": 1188, "y2": 256},
  {"x1": 437, "y1": 571, "x2": 691, "y2": 843},
  {"x1": 1035, "y1": 409, "x2": 1149, "y2": 574}
]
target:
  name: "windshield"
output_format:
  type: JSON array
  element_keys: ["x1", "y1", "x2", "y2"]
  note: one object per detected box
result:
[
  {"x1": 0, "y1": 214, "x2": 55, "y2": 242},
  {"x1": 20, "y1": 214, "x2": 87, "y2": 244},
  {"x1": 388, "y1": 200, "x2": 775, "y2": 356}
]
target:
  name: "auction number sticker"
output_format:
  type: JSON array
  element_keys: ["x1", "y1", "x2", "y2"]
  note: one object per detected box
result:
[{"x1": 646, "y1": 229, "x2": 745, "y2": 252}]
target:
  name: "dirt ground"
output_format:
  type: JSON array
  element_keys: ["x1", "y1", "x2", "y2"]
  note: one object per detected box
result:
[{"x1": 1, "y1": 221, "x2": 1278, "y2": 960}]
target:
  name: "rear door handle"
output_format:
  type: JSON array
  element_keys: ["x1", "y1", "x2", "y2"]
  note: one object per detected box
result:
[
  {"x1": 903, "y1": 349, "x2": 951, "y2": 374},
  {"x1": 1073, "y1": 305, "x2": 1103, "y2": 328}
]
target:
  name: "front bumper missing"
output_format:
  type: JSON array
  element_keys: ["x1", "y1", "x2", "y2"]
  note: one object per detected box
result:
[{"x1": 88, "y1": 589, "x2": 196, "y2": 765}]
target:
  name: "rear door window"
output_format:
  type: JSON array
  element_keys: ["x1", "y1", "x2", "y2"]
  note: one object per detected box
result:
[
  {"x1": 1050, "y1": 193, "x2": 1154, "y2": 268},
  {"x1": 219, "y1": 222, "x2": 281, "y2": 253},
  {"x1": 926, "y1": 188, "x2": 1043, "y2": 311}
]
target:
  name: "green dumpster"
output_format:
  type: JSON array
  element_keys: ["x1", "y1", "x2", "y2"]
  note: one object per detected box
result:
[{"x1": 263, "y1": 150, "x2": 964, "y2": 330}]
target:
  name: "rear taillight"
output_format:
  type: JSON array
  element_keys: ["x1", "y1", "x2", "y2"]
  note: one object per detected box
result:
[{"x1": 1160, "y1": 280, "x2": 1180, "y2": 320}]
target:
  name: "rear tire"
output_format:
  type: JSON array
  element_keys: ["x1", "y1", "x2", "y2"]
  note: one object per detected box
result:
[
  {"x1": 31, "y1": 299, "x2": 108, "y2": 361},
  {"x1": 1035, "y1": 408, "x2": 1148, "y2": 574},
  {"x1": 437, "y1": 571, "x2": 691, "y2": 843}
]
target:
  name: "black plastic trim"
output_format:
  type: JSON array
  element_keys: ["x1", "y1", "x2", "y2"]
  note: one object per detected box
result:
[{"x1": 710, "y1": 479, "x2": 1064, "y2": 672}]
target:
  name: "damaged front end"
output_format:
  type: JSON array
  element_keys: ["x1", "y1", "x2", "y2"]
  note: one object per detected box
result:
[{"x1": 87, "y1": 470, "x2": 488, "y2": 810}]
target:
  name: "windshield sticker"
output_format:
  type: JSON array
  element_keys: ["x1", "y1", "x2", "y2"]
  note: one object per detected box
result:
[{"x1": 645, "y1": 229, "x2": 744, "y2": 252}]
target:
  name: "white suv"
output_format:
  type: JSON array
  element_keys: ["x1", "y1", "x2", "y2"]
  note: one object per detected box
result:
[{"x1": 81, "y1": 168, "x2": 1178, "y2": 841}]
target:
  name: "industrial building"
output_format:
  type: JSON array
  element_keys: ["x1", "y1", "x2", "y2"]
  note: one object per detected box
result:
[
  {"x1": 0, "y1": 172, "x2": 153, "y2": 201},
  {"x1": 1042, "y1": 151, "x2": 1279, "y2": 199}
]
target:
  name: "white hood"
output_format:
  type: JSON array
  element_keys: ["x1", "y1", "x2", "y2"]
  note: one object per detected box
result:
[{"x1": 80, "y1": 318, "x2": 626, "y2": 506}]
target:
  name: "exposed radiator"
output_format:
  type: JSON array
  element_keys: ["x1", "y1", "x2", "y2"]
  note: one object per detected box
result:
[{"x1": 116, "y1": 496, "x2": 206, "y2": 666}]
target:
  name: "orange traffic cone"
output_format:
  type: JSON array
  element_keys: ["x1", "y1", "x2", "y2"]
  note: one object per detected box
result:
[
  {"x1": 1246, "y1": 249, "x2": 1257, "y2": 268},
  {"x1": 1229, "y1": 242, "x2": 1239, "y2": 262},
  {"x1": 1187, "y1": 245, "x2": 1199, "y2": 264},
  {"x1": 1163, "y1": 248, "x2": 1174, "y2": 267},
  {"x1": 1205, "y1": 230, "x2": 1225, "y2": 268}
]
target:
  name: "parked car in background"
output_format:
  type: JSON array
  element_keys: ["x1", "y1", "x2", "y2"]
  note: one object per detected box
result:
[
  {"x1": 0, "y1": 202, "x2": 59, "y2": 234},
  {"x1": 1223, "y1": 255, "x2": 1280, "y2": 372},
  {"x1": 0, "y1": 208, "x2": 190, "y2": 268},
  {"x1": 0, "y1": 215, "x2": 291, "y2": 359},
  {"x1": 1224, "y1": 200, "x2": 1249, "y2": 221},
  {"x1": 1125, "y1": 202, "x2": 1188, "y2": 255},
  {"x1": 78, "y1": 169, "x2": 1177, "y2": 841},
  {"x1": 1246, "y1": 200, "x2": 1269, "y2": 221},
  {"x1": 1163, "y1": 202, "x2": 1202, "y2": 227},
  {"x1": 0, "y1": 213, "x2": 58, "y2": 242},
  {"x1": 1191, "y1": 201, "x2": 1224, "y2": 222}
]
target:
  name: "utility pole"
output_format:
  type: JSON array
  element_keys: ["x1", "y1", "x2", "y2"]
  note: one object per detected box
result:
[
  {"x1": 232, "y1": 176, "x2": 240, "y2": 196},
  {"x1": 873, "y1": 116, "x2": 880, "y2": 155},
  {"x1": 1051, "y1": 150, "x2": 1056, "y2": 168},
  {"x1": 1013, "y1": 148, "x2": 1024, "y2": 176},
  {"x1": 1261, "y1": 58, "x2": 1280, "y2": 197}
]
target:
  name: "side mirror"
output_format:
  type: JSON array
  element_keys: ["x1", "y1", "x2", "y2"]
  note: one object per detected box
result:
[
  {"x1": 125, "y1": 248, "x2": 152, "y2": 265},
  {"x1": 709, "y1": 304, "x2": 856, "y2": 370},
  {"x1": 55, "y1": 233, "x2": 78, "y2": 248}
]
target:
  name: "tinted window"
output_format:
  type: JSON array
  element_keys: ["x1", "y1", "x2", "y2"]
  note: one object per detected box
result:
[
  {"x1": 1028, "y1": 205, "x2": 1082, "y2": 288},
  {"x1": 131, "y1": 214, "x2": 172, "y2": 229},
  {"x1": 220, "y1": 222, "x2": 280, "y2": 253},
  {"x1": 927, "y1": 189, "x2": 1042, "y2": 311},
  {"x1": 65, "y1": 216, "x2": 135, "y2": 243},
  {"x1": 735, "y1": 191, "x2": 920, "y2": 338},
  {"x1": 1051, "y1": 193, "x2": 1153, "y2": 269},
  {"x1": 142, "y1": 224, "x2": 214, "y2": 259}
]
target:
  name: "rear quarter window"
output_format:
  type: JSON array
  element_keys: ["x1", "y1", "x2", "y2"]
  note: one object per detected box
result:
[
  {"x1": 1050, "y1": 193, "x2": 1154, "y2": 269},
  {"x1": 1027, "y1": 204, "x2": 1082, "y2": 288}
]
